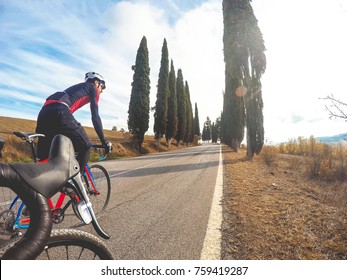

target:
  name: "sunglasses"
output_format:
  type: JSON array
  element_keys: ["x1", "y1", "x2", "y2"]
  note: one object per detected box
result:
[{"x1": 98, "y1": 82, "x2": 106, "y2": 90}]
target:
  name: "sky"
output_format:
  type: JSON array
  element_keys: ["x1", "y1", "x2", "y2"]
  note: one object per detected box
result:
[{"x1": 0, "y1": 0, "x2": 347, "y2": 144}]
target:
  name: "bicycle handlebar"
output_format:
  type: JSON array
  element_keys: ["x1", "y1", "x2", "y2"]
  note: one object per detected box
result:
[
  {"x1": 0, "y1": 165, "x2": 53, "y2": 259},
  {"x1": 0, "y1": 135, "x2": 79, "y2": 259},
  {"x1": 91, "y1": 142, "x2": 112, "y2": 160}
]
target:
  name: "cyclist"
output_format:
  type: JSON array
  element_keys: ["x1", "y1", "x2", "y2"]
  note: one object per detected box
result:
[{"x1": 35, "y1": 71, "x2": 111, "y2": 171}]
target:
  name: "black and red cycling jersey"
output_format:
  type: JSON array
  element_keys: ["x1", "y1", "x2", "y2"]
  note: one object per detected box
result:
[{"x1": 44, "y1": 82, "x2": 106, "y2": 144}]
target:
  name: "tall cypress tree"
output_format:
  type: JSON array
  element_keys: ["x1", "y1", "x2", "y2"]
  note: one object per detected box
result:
[
  {"x1": 194, "y1": 102, "x2": 201, "y2": 137},
  {"x1": 184, "y1": 81, "x2": 194, "y2": 145},
  {"x1": 153, "y1": 39, "x2": 169, "y2": 144},
  {"x1": 202, "y1": 117, "x2": 212, "y2": 142},
  {"x1": 222, "y1": 78, "x2": 245, "y2": 151},
  {"x1": 165, "y1": 60, "x2": 178, "y2": 147},
  {"x1": 222, "y1": 0, "x2": 266, "y2": 159},
  {"x1": 213, "y1": 116, "x2": 221, "y2": 143},
  {"x1": 175, "y1": 69, "x2": 186, "y2": 146},
  {"x1": 211, "y1": 122, "x2": 218, "y2": 143},
  {"x1": 128, "y1": 36, "x2": 151, "y2": 152}
]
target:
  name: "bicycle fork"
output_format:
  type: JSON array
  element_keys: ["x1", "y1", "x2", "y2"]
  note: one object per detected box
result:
[{"x1": 70, "y1": 174, "x2": 110, "y2": 240}]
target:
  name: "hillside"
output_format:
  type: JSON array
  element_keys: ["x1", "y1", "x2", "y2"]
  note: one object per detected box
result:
[
  {"x1": 317, "y1": 133, "x2": 347, "y2": 144},
  {"x1": 0, "y1": 116, "x2": 183, "y2": 163}
]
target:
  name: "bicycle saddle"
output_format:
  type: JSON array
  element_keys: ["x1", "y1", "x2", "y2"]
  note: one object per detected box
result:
[
  {"x1": 13, "y1": 131, "x2": 45, "y2": 141},
  {"x1": 9, "y1": 134, "x2": 80, "y2": 198}
]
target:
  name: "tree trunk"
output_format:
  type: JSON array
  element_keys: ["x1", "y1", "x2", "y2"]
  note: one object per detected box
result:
[{"x1": 156, "y1": 137, "x2": 160, "y2": 151}]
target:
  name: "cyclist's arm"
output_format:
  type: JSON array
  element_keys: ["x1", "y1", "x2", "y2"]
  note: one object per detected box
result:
[{"x1": 90, "y1": 90, "x2": 107, "y2": 145}]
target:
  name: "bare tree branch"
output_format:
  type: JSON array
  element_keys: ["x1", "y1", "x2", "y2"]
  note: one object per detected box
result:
[{"x1": 320, "y1": 94, "x2": 347, "y2": 121}]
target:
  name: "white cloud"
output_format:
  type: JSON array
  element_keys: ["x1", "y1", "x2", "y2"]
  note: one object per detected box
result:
[
  {"x1": 169, "y1": 0, "x2": 224, "y2": 124},
  {"x1": 253, "y1": 0, "x2": 347, "y2": 142}
]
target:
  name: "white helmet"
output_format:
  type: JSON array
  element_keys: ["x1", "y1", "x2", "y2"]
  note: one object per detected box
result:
[{"x1": 85, "y1": 72, "x2": 106, "y2": 89}]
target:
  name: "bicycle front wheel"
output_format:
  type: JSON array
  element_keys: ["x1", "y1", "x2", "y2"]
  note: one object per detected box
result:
[
  {"x1": 83, "y1": 164, "x2": 111, "y2": 217},
  {"x1": 37, "y1": 228, "x2": 113, "y2": 260}
]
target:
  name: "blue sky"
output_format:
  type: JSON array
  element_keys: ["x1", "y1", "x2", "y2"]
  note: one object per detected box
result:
[{"x1": 1, "y1": 0, "x2": 347, "y2": 143}]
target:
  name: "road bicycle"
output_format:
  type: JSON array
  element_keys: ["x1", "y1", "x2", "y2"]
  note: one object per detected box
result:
[
  {"x1": 0, "y1": 134, "x2": 113, "y2": 259},
  {"x1": 0, "y1": 131, "x2": 111, "y2": 237}
]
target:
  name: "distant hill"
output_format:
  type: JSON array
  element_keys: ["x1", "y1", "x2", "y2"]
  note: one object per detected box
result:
[{"x1": 317, "y1": 133, "x2": 347, "y2": 144}]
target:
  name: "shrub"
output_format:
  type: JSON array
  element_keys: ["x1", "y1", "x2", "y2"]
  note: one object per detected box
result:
[{"x1": 261, "y1": 145, "x2": 278, "y2": 166}]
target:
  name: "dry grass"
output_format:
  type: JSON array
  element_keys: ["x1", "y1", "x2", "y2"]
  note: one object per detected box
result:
[
  {"x1": 221, "y1": 146, "x2": 347, "y2": 260},
  {"x1": 0, "y1": 116, "x2": 185, "y2": 163}
]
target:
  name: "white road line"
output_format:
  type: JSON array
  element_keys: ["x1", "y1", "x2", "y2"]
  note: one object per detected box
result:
[{"x1": 200, "y1": 144, "x2": 223, "y2": 260}]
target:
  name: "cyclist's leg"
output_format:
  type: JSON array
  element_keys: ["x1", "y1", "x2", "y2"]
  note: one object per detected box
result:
[
  {"x1": 36, "y1": 106, "x2": 56, "y2": 161},
  {"x1": 37, "y1": 104, "x2": 91, "y2": 171},
  {"x1": 59, "y1": 114, "x2": 91, "y2": 172}
]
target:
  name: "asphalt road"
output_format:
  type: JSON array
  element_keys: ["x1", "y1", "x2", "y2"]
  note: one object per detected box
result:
[{"x1": 60, "y1": 143, "x2": 222, "y2": 260}]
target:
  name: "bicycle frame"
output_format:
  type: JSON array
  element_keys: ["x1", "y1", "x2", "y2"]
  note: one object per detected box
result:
[
  {"x1": 1, "y1": 134, "x2": 111, "y2": 260},
  {"x1": 8, "y1": 162, "x2": 100, "y2": 230},
  {"x1": 6, "y1": 132, "x2": 109, "y2": 235},
  {"x1": 84, "y1": 164, "x2": 100, "y2": 195}
]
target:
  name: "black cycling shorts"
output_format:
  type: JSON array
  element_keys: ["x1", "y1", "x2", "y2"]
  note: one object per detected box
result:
[{"x1": 36, "y1": 103, "x2": 92, "y2": 164}]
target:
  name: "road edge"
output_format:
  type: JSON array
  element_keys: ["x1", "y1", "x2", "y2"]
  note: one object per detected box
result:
[{"x1": 200, "y1": 144, "x2": 223, "y2": 260}]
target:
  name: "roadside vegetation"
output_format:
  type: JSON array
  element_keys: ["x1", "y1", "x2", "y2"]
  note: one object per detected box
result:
[
  {"x1": 0, "y1": 116, "x2": 186, "y2": 164},
  {"x1": 264, "y1": 136, "x2": 347, "y2": 181},
  {"x1": 222, "y1": 137, "x2": 347, "y2": 260}
]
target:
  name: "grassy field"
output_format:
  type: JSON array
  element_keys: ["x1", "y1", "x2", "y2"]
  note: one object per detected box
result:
[{"x1": 0, "y1": 116, "x2": 183, "y2": 163}]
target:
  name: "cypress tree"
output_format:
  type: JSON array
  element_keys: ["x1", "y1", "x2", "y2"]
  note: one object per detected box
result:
[
  {"x1": 165, "y1": 60, "x2": 178, "y2": 147},
  {"x1": 222, "y1": 0, "x2": 266, "y2": 159},
  {"x1": 153, "y1": 39, "x2": 169, "y2": 145},
  {"x1": 202, "y1": 117, "x2": 212, "y2": 142},
  {"x1": 213, "y1": 116, "x2": 221, "y2": 143},
  {"x1": 211, "y1": 122, "x2": 218, "y2": 143},
  {"x1": 222, "y1": 77, "x2": 245, "y2": 151},
  {"x1": 128, "y1": 36, "x2": 151, "y2": 152},
  {"x1": 184, "y1": 81, "x2": 194, "y2": 145},
  {"x1": 194, "y1": 103, "x2": 201, "y2": 137},
  {"x1": 174, "y1": 69, "x2": 186, "y2": 146}
]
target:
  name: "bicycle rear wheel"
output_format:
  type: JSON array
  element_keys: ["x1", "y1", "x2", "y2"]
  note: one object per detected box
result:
[
  {"x1": 36, "y1": 228, "x2": 113, "y2": 260},
  {"x1": 0, "y1": 188, "x2": 28, "y2": 239},
  {"x1": 82, "y1": 164, "x2": 111, "y2": 217}
]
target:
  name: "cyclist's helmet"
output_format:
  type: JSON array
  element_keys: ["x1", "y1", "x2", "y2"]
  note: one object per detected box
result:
[{"x1": 85, "y1": 71, "x2": 106, "y2": 89}]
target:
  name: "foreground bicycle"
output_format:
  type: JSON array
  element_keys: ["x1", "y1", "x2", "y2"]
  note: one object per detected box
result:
[
  {"x1": 0, "y1": 135, "x2": 113, "y2": 259},
  {"x1": 1, "y1": 131, "x2": 111, "y2": 236}
]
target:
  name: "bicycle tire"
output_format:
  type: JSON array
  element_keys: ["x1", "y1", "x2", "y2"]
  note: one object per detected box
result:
[
  {"x1": 73, "y1": 164, "x2": 111, "y2": 219},
  {"x1": 0, "y1": 190, "x2": 28, "y2": 238},
  {"x1": 36, "y1": 228, "x2": 113, "y2": 260}
]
